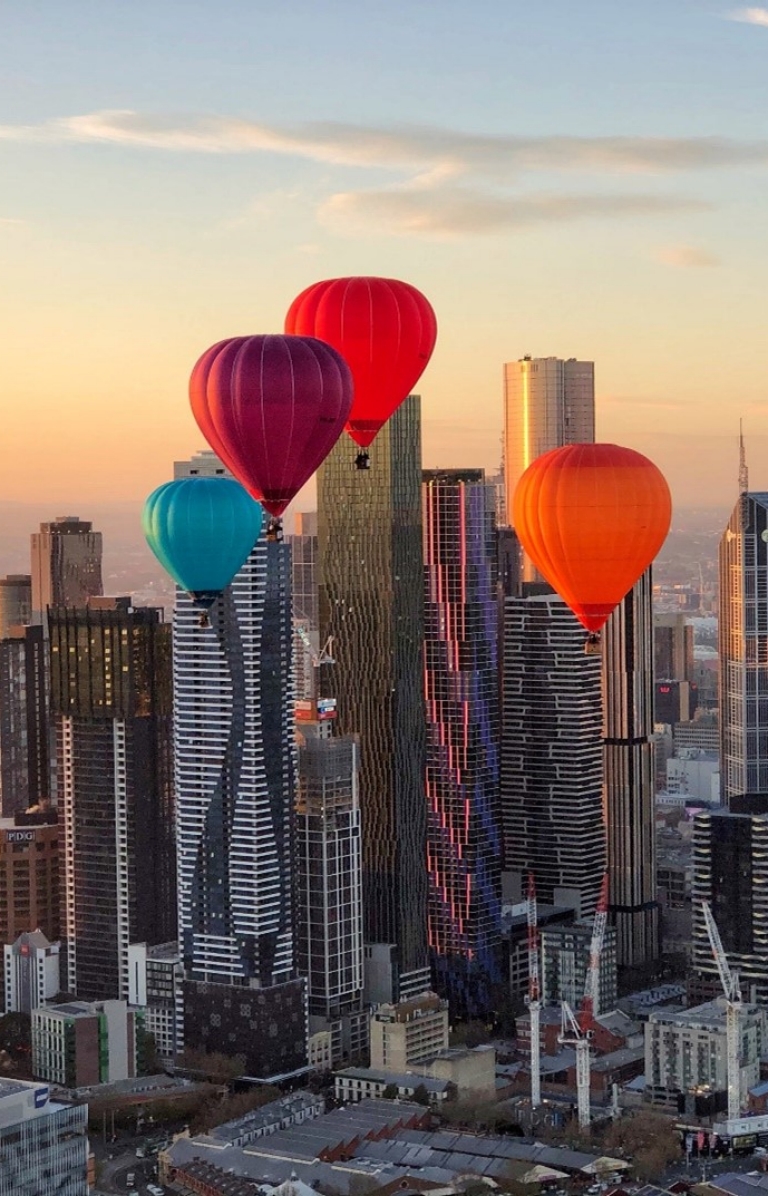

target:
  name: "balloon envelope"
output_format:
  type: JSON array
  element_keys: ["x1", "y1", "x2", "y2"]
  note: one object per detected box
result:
[
  {"x1": 285, "y1": 276, "x2": 437, "y2": 448},
  {"x1": 189, "y1": 334, "x2": 353, "y2": 518},
  {"x1": 142, "y1": 476, "x2": 263, "y2": 609},
  {"x1": 512, "y1": 443, "x2": 672, "y2": 632}
]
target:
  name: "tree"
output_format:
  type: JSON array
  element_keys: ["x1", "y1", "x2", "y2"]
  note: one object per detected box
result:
[
  {"x1": 602, "y1": 1109, "x2": 681, "y2": 1180},
  {"x1": 177, "y1": 1048, "x2": 246, "y2": 1084},
  {"x1": 381, "y1": 1083, "x2": 399, "y2": 1100},
  {"x1": 412, "y1": 1083, "x2": 431, "y2": 1106},
  {"x1": 0, "y1": 1013, "x2": 31, "y2": 1061}
]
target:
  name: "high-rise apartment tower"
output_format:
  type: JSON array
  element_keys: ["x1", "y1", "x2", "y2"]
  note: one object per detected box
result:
[{"x1": 30, "y1": 517, "x2": 102, "y2": 625}]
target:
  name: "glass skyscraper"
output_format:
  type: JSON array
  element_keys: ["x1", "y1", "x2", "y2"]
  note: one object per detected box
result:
[
  {"x1": 317, "y1": 396, "x2": 429, "y2": 1002},
  {"x1": 422, "y1": 469, "x2": 502, "y2": 1019}
]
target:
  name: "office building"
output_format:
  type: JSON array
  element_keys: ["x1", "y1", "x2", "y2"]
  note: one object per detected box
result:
[
  {"x1": 128, "y1": 942, "x2": 183, "y2": 1064},
  {"x1": 0, "y1": 574, "x2": 31, "y2": 638},
  {"x1": 0, "y1": 810, "x2": 59, "y2": 956},
  {"x1": 602, "y1": 573, "x2": 660, "y2": 968},
  {"x1": 501, "y1": 593, "x2": 605, "y2": 918},
  {"x1": 645, "y1": 999, "x2": 765, "y2": 1108},
  {"x1": 655, "y1": 679, "x2": 696, "y2": 726},
  {"x1": 674, "y1": 714, "x2": 720, "y2": 755},
  {"x1": 296, "y1": 723, "x2": 367, "y2": 1064},
  {"x1": 32, "y1": 999, "x2": 144, "y2": 1087},
  {"x1": 317, "y1": 396, "x2": 429, "y2": 1002},
  {"x1": 654, "y1": 613, "x2": 695, "y2": 686},
  {"x1": 369, "y1": 991, "x2": 449, "y2": 1072},
  {"x1": 666, "y1": 750, "x2": 720, "y2": 804},
  {"x1": 422, "y1": 469, "x2": 502, "y2": 1018},
  {"x1": 174, "y1": 451, "x2": 306, "y2": 1081},
  {"x1": 0, "y1": 1078, "x2": 88, "y2": 1195},
  {"x1": 503, "y1": 356, "x2": 594, "y2": 552},
  {"x1": 0, "y1": 624, "x2": 49, "y2": 816},
  {"x1": 719, "y1": 492, "x2": 768, "y2": 801},
  {"x1": 50, "y1": 598, "x2": 175, "y2": 1001},
  {"x1": 692, "y1": 796, "x2": 768, "y2": 1002},
  {"x1": 4, "y1": 931, "x2": 60, "y2": 1015},
  {"x1": 30, "y1": 516, "x2": 102, "y2": 625},
  {"x1": 541, "y1": 922, "x2": 618, "y2": 1017}
]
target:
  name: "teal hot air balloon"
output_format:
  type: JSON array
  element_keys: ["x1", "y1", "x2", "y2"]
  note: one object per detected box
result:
[{"x1": 143, "y1": 476, "x2": 263, "y2": 622}]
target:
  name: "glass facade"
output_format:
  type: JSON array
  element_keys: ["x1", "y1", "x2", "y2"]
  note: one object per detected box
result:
[
  {"x1": 317, "y1": 396, "x2": 428, "y2": 991},
  {"x1": 422, "y1": 469, "x2": 502, "y2": 1018},
  {"x1": 0, "y1": 1091, "x2": 87, "y2": 1195},
  {"x1": 30, "y1": 517, "x2": 103, "y2": 625},
  {"x1": 49, "y1": 601, "x2": 174, "y2": 1000}
]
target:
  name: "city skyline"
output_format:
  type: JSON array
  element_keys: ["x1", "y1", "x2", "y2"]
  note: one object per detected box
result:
[{"x1": 2, "y1": 3, "x2": 768, "y2": 511}]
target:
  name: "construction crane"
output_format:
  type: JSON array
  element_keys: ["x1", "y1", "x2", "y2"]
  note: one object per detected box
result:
[
  {"x1": 525, "y1": 873, "x2": 542, "y2": 1109},
  {"x1": 294, "y1": 622, "x2": 335, "y2": 668},
  {"x1": 557, "y1": 873, "x2": 610, "y2": 1129},
  {"x1": 701, "y1": 901, "x2": 742, "y2": 1122}
]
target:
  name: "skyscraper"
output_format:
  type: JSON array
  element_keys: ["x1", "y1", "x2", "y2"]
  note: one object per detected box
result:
[
  {"x1": 692, "y1": 796, "x2": 768, "y2": 1003},
  {"x1": 501, "y1": 593, "x2": 605, "y2": 918},
  {"x1": 0, "y1": 624, "x2": 49, "y2": 816},
  {"x1": 317, "y1": 396, "x2": 428, "y2": 1002},
  {"x1": 50, "y1": 597, "x2": 174, "y2": 1000},
  {"x1": 422, "y1": 469, "x2": 502, "y2": 1018},
  {"x1": 602, "y1": 572, "x2": 659, "y2": 967},
  {"x1": 654, "y1": 613, "x2": 695, "y2": 686},
  {"x1": 503, "y1": 357, "x2": 594, "y2": 528},
  {"x1": 719, "y1": 491, "x2": 768, "y2": 801},
  {"x1": 30, "y1": 517, "x2": 102, "y2": 625},
  {"x1": 0, "y1": 575, "x2": 31, "y2": 638},
  {"x1": 289, "y1": 512, "x2": 319, "y2": 628},
  {"x1": 174, "y1": 452, "x2": 307, "y2": 1081},
  {"x1": 295, "y1": 718, "x2": 366, "y2": 1064}
]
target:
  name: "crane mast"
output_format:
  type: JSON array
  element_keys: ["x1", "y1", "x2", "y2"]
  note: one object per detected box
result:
[
  {"x1": 701, "y1": 900, "x2": 742, "y2": 1122},
  {"x1": 525, "y1": 873, "x2": 542, "y2": 1109}
]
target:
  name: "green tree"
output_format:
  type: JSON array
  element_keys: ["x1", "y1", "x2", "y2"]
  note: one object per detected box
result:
[
  {"x1": 412, "y1": 1083, "x2": 431, "y2": 1106},
  {"x1": 0, "y1": 1013, "x2": 31, "y2": 1061},
  {"x1": 381, "y1": 1083, "x2": 399, "y2": 1100}
]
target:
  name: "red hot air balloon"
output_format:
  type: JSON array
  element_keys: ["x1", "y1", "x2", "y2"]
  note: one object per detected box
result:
[
  {"x1": 189, "y1": 335, "x2": 353, "y2": 521},
  {"x1": 513, "y1": 443, "x2": 672, "y2": 648},
  {"x1": 285, "y1": 276, "x2": 437, "y2": 466}
]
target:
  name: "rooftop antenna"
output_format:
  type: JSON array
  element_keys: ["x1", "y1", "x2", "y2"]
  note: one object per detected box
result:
[{"x1": 739, "y1": 419, "x2": 748, "y2": 496}]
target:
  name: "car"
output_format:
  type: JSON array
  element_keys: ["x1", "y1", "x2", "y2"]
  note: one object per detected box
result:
[{"x1": 147, "y1": 1186, "x2": 164, "y2": 1196}]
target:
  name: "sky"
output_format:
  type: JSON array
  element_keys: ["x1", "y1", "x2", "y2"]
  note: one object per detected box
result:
[{"x1": 1, "y1": 0, "x2": 768, "y2": 511}]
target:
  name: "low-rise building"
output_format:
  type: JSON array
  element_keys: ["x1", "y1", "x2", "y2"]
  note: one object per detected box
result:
[
  {"x1": 645, "y1": 998, "x2": 765, "y2": 1108},
  {"x1": 0, "y1": 1077, "x2": 88, "y2": 1194},
  {"x1": 32, "y1": 999, "x2": 145, "y2": 1088},
  {"x1": 370, "y1": 991, "x2": 449, "y2": 1071},
  {"x1": 336, "y1": 1044, "x2": 496, "y2": 1107}
]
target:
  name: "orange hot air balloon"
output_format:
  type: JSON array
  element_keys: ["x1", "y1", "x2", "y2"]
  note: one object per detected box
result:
[
  {"x1": 285, "y1": 276, "x2": 437, "y2": 465},
  {"x1": 513, "y1": 443, "x2": 672, "y2": 636}
]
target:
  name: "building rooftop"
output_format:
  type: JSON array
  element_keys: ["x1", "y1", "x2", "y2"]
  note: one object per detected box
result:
[
  {"x1": 336, "y1": 1067, "x2": 451, "y2": 1095},
  {"x1": 207, "y1": 1091, "x2": 322, "y2": 1144}
]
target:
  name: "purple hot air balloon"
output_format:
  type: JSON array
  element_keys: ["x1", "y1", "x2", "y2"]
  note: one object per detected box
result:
[{"x1": 189, "y1": 334, "x2": 353, "y2": 518}]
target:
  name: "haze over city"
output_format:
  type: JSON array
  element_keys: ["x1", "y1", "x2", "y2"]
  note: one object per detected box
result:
[{"x1": 2, "y1": 0, "x2": 768, "y2": 511}]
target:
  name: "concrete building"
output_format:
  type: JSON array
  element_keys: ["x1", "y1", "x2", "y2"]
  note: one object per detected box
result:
[
  {"x1": 502, "y1": 899, "x2": 576, "y2": 1004},
  {"x1": 0, "y1": 623, "x2": 49, "y2": 816},
  {"x1": 128, "y1": 941, "x2": 183, "y2": 1064},
  {"x1": 4, "y1": 930, "x2": 60, "y2": 1014},
  {"x1": 296, "y1": 722, "x2": 366, "y2": 1066},
  {"x1": 0, "y1": 810, "x2": 59, "y2": 947},
  {"x1": 692, "y1": 796, "x2": 768, "y2": 1002},
  {"x1": 503, "y1": 357, "x2": 595, "y2": 569},
  {"x1": 369, "y1": 991, "x2": 449, "y2": 1072},
  {"x1": 174, "y1": 451, "x2": 306, "y2": 1081},
  {"x1": 318, "y1": 396, "x2": 429, "y2": 1003},
  {"x1": 336, "y1": 1045, "x2": 496, "y2": 1107},
  {"x1": 422, "y1": 469, "x2": 502, "y2": 1019},
  {"x1": 30, "y1": 516, "x2": 102, "y2": 626},
  {"x1": 674, "y1": 714, "x2": 720, "y2": 755},
  {"x1": 541, "y1": 921, "x2": 618, "y2": 1017},
  {"x1": 32, "y1": 999, "x2": 144, "y2": 1088},
  {"x1": 654, "y1": 614, "x2": 695, "y2": 687},
  {"x1": 0, "y1": 1078, "x2": 88, "y2": 1195},
  {"x1": 655, "y1": 679, "x2": 696, "y2": 727},
  {"x1": 501, "y1": 592, "x2": 605, "y2": 918},
  {"x1": 645, "y1": 999, "x2": 765, "y2": 1108},
  {"x1": 602, "y1": 572, "x2": 659, "y2": 969},
  {"x1": 50, "y1": 598, "x2": 175, "y2": 1001},
  {"x1": 666, "y1": 750, "x2": 720, "y2": 804}
]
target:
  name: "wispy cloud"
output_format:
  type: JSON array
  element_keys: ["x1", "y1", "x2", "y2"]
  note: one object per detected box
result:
[
  {"x1": 654, "y1": 243, "x2": 720, "y2": 267},
  {"x1": 728, "y1": 7, "x2": 768, "y2": 25},
  {"x1": 1, "y1": 110, "x2": 768, "y2": 178},
  {"x1": 320, "y1": 186, "x2": 709, "y2": 238}
]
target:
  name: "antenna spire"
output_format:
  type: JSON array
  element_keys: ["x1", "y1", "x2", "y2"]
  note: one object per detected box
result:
[{"x1": 739, "y1": 419, "x2": 749, "y2": 496}]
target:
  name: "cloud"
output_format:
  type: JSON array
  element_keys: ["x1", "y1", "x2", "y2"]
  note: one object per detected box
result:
[
  {"x1": 654, "y1": 243, "x2": 720, "y2": 267},
  {"x1": 2, "y1": 110, "x2": 768, "y2": 179},
  {"x1": 728, "y1": 7, "x2": 768, "y2": 25},
  {"x1": 319, "y1": 185, "x2": 709, "y2": 238}
]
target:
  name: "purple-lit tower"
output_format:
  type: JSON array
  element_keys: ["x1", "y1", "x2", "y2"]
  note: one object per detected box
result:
[{"x1": 422, "y1": 469, "x2": 502, "y2": 1019}]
